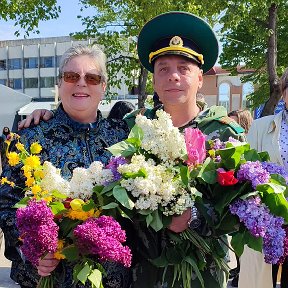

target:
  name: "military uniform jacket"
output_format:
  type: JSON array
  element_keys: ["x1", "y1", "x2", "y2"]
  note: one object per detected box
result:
[
  {"x1": 0, "y1": 105, "x2": 131, "y2": 288},
  {"x1": 125, "y1": 104, "x2": 246, "y2": 288}
]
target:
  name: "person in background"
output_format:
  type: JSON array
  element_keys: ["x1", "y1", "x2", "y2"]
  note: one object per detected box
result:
[
  {"x1": 0, "y1": 44, "x2": 131, "y2": 288},
  {"x1": 107, "y1": 100, "x2": 135, "y2": 119},
  {"x1": 228, "y1": 109, "x2": 253, "y2": 134},
  {"x1": 17, "y1": 11, "x2": 246, "y2": 287},
  {"x1": 239, "y1": 67, "x2": 288, "y2": 288},
  {"x1": 1, "y1": 127, "x2": 11, "y2": 141}
]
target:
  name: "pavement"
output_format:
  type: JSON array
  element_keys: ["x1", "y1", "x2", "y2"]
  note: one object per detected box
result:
[{"x1": 0, "y1": 236, "x2": 18, "y2": 288}]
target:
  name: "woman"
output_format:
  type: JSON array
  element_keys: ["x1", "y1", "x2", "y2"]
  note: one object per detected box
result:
[
  {"x1": 0, "y1": 44, "x2": 131, "y2": 288},
  {"x1": 239, "y1": 68, "x2": 288, "y2": 288},
  {"x1": 228, "y1": 109, "x2": 253, "y2": 134}
]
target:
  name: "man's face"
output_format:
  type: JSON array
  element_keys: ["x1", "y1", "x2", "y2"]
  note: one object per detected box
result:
[{"x1": 153, "y1": 55, "x2": 203, "y2": 107}]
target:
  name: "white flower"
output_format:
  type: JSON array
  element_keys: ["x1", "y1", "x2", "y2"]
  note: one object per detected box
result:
[
  {"x1": 135, "y1": 110, "x2": 186, "y2": 164},
  {"x1": 40, "y1": 161, "x2": 70, "y2": 195}
]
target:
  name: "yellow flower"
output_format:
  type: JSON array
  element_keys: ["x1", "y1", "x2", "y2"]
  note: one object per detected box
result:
[
  {"x1": 25, "y1": 177, "x2": 35, "y2": 188},
  {"x1": 54, "y1": 240, "x2": 66, "y2": 260},
  {"x1": 43, "y1": 196, "x2": 53, "y2": 203},
  {"x1": 30, "y1": 142, "x2": 42, "y2": 155},
  {"x1": 0, "y1": 177, "x2": 15, "y2": 187},
  {"x1": 22, "y1": 165, "x2": 32, "y2": 173},
  {"x1": 7, "y1": 152, "x2": 20, "y2": 166},
  {"x1": 23, "y1": 169, "x2": 32, "y2": 179},
  {"x1": 24, "y1": 155, "x2": 41, "y2": 169},
  {"x1": 70, "y1": 199, "x2": 85, "y2": 211},
  {"x1": 33, "y1": 170, "x2": 44, "y2": 179},
  {"x1": 15, "y1": 142, "x2": 25, "y2": 152},
  {"x1": 66, "y1": 209, "x2": 95, "y2": 221},
  {"x1": 31, "y1": 185, "x2": 42, "y2": 196}
]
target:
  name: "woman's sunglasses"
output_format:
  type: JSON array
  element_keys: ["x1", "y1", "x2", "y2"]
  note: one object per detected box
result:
[{"x1": 61, "y1": 71, "x2": 102, "y2": 85}]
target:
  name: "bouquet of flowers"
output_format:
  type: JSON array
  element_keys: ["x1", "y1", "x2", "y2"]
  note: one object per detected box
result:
[
  {"x1": 1, "y1": 141, "x2": 132, "y2": 288},
  {"x1": 91, "y1": 110, "x2": 288, "y2": 287}
]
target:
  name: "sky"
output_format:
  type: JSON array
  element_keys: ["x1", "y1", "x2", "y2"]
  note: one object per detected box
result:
[{"x1": 0, "y1": 0, "x2": 95, "y2": 40}]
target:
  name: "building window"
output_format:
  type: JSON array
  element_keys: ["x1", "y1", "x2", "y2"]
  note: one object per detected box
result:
[
  {"x1": 8, "y1": 58, "x2": 22, "y2": 70},
  {"x1": 24, "y1": 57, "x2": 38, "y2": 69},
  {"x1": 8, "y1": 78, "x2": 22, "y2": 89},
  {"x1": 25, "y1": 78, "x2": 38, "y2": 88},
  {"x1": 40, "y1": 56, "x2": 54, "y2": 68},
  {"x1": 40, "y1": 77, "x2": 55, "y2": 88},
  {"x1": 242, "y1": 82, "x2": 254, "y2": 108},
  {"x1": 0, "y1": 79, "x2": 7, "y2": 85},
  {"x1": 0, "y1": 60, "x2": 6, "y2": 70},
  {"x1": 218, "y1": 83, "x2": 230, "y2": 110}
]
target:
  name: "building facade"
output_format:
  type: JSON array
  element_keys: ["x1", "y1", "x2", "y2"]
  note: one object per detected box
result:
[{"x1": 0, "y1": 36, "x2": 129, "y2": 99}]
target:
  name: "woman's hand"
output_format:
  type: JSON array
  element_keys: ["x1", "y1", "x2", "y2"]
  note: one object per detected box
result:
[
  {"x1": 18, "y1": 109, "x2": 54, "y2": 130},
  {"x1": 168, "y1": 208, "x2": 191, "y2": 233},
  {"x1": 37, "y1": 253, "x2": 59, "y2": 276}
]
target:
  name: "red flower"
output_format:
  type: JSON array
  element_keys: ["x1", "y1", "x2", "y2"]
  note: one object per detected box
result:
[{"x1": 217, "y1": 168, "x2": 238, "y2": 186}]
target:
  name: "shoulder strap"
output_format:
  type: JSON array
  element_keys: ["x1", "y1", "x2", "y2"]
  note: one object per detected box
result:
[{"x1": 215, "y1": 116, "x2": 245, "y2": 134}]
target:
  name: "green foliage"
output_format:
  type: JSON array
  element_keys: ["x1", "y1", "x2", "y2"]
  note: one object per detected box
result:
[
  {"x1": 214, "y1": 0, "x2": 288, "y2": 112},
  {"x1": 0, "y1": 0, "x2": 60, "y2": 37}
]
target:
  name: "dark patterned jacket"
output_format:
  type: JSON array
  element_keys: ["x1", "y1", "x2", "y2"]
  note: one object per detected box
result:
[{"x1": 0, "y1": 105, "x2": 131, "y2": 288}]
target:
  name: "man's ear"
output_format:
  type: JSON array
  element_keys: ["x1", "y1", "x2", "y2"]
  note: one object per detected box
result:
[{"x1": 198, "y1": 69, "x2": 203, "y2": 89}]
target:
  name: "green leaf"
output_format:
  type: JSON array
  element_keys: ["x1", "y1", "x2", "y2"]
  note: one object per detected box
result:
[
  {"x1": 51, "y1": 189, "x2": 68, "y2": 199},
  {"x1": 180, "y1": 165, "x2": 189, "y2": 186},
  {"x1": 166, "y1": 246, "x2": 183, "y2": 264},
  {"x1": 149, "y1": 250, "x2": 169, "y2": 267},
  {"x1": 197, "y1": 158, "x2": 217, "y2": 184},
  {"x1": 101, "y1": 181, "x2": 119, "y2": 194},
  {"x1": 107, "y1": 141, "x2": 137, "y2": 157},
  {"x1": 77, "y1": 262, "x2": 91, "y2": 285},
  {"x1": 88, "y1": 269, "x2": 102, "y2": 288},
  {"x1": 112, "y1": 186, "x2": 134, "y2": 210},
  {"x1": 243, "y1": 148, "x2": 262, "y2": 161},
  {"x1": 62, "y1": 245, "x2": 79, "y2": 262},
  {"x1": 128, "y1": 124, "x2": 143, "y2": 141},
  {"x1": 82, "y1": 200, "x2": 96, "y2": 212},
  {"x1": 13, "y1": 196, "x2": 30, "y2": 208},
  {"x1": 122, "y1": 168, "x2": 147, "y2": 179},
  {"x1": 149, "y1": 209, "x2": 163, "y2": 232},
  {"x1": 184, "y1": 256, "x2": 204, "y2": 288},
  {"x1": 101, "y1": 202, "x2": 119, "y2": 209},
  {"x1": 231, "y1": 229, "x2": 262, "y2": 257},
  {"x1": 49, "y1": 202, "x2": 65, "y2": 215},
  {"x1": 259, "y1": 184, "x2": 288, "y2": 221}
]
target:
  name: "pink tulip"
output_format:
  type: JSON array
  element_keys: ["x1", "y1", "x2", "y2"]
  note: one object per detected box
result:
[{"x1": 184, "y1": 128, "x2": 206, "y2": 166}]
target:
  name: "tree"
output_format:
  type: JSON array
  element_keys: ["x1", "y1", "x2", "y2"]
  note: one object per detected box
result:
[
  {"x1": 74, "y1": 0, "x2": 219, "y2": 107},
  {"x1": 214, "y1": 0, "x2": 287, "y2": 116},
  {"x1": 0, "y1": 0, "x2": 60, "y2": 37}
]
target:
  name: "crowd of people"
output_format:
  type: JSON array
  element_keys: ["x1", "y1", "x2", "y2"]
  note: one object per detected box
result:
[{"x1": 0, "y1": 10, "x2": 287, "y2": 288}]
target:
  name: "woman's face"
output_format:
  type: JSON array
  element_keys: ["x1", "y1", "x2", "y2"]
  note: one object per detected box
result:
[{"x1": 58, "y1": 55, "x2": 106, "y2": 123}]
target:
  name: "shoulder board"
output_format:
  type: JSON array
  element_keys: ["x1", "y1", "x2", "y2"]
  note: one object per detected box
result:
[{"x1": 216, "y1": 116, "x2": 245, "y2": 134}]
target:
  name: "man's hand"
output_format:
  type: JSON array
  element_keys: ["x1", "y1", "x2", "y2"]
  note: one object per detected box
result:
[
  {"x1": 37, "y1": 253, "x2": 59, "y2": 276},
  {"x1": 168, "y1": 208, "x2": 191, "y2": 233},
  {"x1": 18, "y1": 109, "x2": 53, "y2": 130}
]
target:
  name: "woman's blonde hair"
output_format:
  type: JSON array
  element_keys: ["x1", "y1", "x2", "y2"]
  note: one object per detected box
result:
[{"x1": 228, "y1": 109, "x2": 253, "y2": 134}]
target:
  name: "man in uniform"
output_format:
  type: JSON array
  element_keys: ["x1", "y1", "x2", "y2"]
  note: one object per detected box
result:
[{"x1": 19, "y1": 11, "x2": 245, "y2": 288}]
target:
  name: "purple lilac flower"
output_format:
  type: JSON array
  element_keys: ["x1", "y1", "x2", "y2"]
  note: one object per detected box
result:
[
  {"x1": 262, "y1": 162, "x2": 288, "y2": 184},
  {"x1": 16, "y1": 200, "x2": 59, "y2": 265},
  {"x1": 237, "y1": 161, "x2": 270, "y2": 188},
  {"x1": 230, "y1": 196, "x2": 285, "y2": 264},
  {"x1": 211, "y1": 139, "x2": 225, "y2": 150},
  {"x1": 227, "y1": 137, "x2": 241, "y2": 144},
  {"x1": 74, "y1": 216, "x2": 132, "y2": 267},
  {"x1": 278, "y1": 227, "x2": 288, "y2": 264},
  {"x1": 106, "y1": 156, "x2": 127, "y2": 181}
]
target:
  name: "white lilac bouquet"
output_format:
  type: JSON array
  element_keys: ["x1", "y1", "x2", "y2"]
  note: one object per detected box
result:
[{"x1": 1, "y1": 142, "x2": 132, "y2": 288}]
